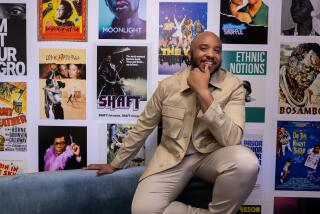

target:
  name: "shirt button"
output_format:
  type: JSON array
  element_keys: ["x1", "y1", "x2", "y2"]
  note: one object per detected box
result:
[{"x1": 183, "y1": 133, "x2": 188, "y2": 138}]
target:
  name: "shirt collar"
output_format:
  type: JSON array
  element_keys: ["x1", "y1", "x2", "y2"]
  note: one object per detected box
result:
[{"x1": 179, "y1": 67, "x2": 226, "y2": 93}]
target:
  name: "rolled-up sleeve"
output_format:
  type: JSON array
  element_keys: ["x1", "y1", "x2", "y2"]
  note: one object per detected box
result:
[{"x1": 197, "y1": 83, "x2": 245, "y2": 147}]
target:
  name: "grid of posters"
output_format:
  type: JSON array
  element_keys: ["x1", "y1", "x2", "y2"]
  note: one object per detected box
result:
[
  {"x1": 158, "y1": 2, "x2": 207, "y2": 75},
  {"x1": 0, "y1": 82, "x2": 27, "y2": 152},
  {"x1": 0, "y1": 3, "x2": 26, "y2": 76},
  {"x1": 96, "y1": 45, "x2": 147, "y2": 120},
  {"x1": 38, "y1": 0, "x2": 87, "y2": 41},
  {"x1": 38, "y1": 125, "x2": 87, "y2": 171},
  {"x1": 39, "y1": 48, "x2": 86, "y2": 120},
  {"x1": 275, "y1": 121, "x2": 320, "y2": 191}
]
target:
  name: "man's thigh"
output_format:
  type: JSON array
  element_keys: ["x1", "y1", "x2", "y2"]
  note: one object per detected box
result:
[{"x1": 132, "y1": 153, "x2": 204, "y2": 214}]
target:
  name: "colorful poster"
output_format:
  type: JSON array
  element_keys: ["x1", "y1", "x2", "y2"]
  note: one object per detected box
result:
[
  {"x1": 237, "y1": 205, "x2": 261, "y2": 214},
  {"x1": 39, "y1": 48, "x2": 86, "y2": 120},
  {"x1": 0, "y1": 160, "x2": 26, "y2": 176},
  {"x1": 99, "y1": 123, "x2": 144, "y2": 168},
  {"x1": 158, "y1": 2, "x2": 207, "y2": 75},
  {"x1": 220, "y1": 0, "x2": 269, "y2": 44},
  {"x1": 0, "y1": 3, "x2": 26, "y2": 76},
  {"x1": 281, "y1": 0, "x2": 320, "y2": 36},
  {"x1": 38, "y1": 126, "x2": 87, "y2": 171},
  {"x1": 99, "y1": 0, "x2": 146, "y2": 39},
  {"x1": 38, "y1": 0, "x2": 87, "y2": 41},
  {"x1": 275, "y1": 121, "x2": 320, "y2": 191},
  {"x1": 96, "y1": 46, "x2": 147, "y2": 120},
  {"x1": 274, "y1": 197, "x2": 320, "y2": 214},
  {"x1": 0, "y1": 82, "x2": 27, "y2": 152},
  {"x1": 222, "y1": 51, "x2": 267, "y2": 122},
  {"x1": 279, "y1": 43, "x2": 320, "y2": 115}
]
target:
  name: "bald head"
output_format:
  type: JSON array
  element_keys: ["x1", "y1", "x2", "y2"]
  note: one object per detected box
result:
[
  {"x1": 189, "y1": 31, "x2": 222, "y2": 73},
  {"x1": 190, "y1": 31, "x2": 221, "y2": 53}
]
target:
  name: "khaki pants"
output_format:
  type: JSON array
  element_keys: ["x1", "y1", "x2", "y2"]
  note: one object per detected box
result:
[{"x1": 132, "y1": 145, "x2": 259, "y2": 214}]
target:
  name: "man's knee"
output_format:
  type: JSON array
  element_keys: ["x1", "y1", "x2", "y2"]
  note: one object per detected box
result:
[
  {"x1": 131, "y1": 198, "x2": 166, "y2": 214},
  {"x1": 233, "y1": 146, "x2": 260, "y2": 181}
]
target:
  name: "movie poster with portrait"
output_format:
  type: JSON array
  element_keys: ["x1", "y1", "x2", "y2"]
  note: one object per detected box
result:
[
  {"x1": 99, "y1": 0, "x2": 146, "y2": 39},
  {"x1": 220, "y1": 0, "x2": 269, "y2": 44},
  {"x1": 39, "y1": 48, "x2": 86, "y2": 120},
  {"x1": 96, "y1": 45, "x2": 147, "y2": 120},
  {"x1": 98, "y1": 123, "x2": 145, "y2": 168},
  {"x1": 0, "y1": 160, "x2": 26, "y2": 176},
  {"x1": 38, "y1": 126, "x2": 87, "y2": 172},
  {"x1": 222, "y1": 51, "x2": 267, "y2": 123},
  {"x1": 274, "y1": 197, "x2": 320, "y2": 214},
  {"x1": 275, "y1": 121, "x2": 320, "y2": 191},
  {"x1": 38, "y1": 0, "x2": 87, "y2": 41},
  {"x1": 0, "y1": 3, "x2": 26, "y2": 76},
  {"x1": 279, "y1": 43, "x2": 320, "y2": 115},
  {"x1": 0, "y1": 82, "x2": 27, "y2": 152},
  {"x1": 159, "y1": 2, "x2": 207, "y2": 75},
  {"x1": 281, "y1": 0, "x2": 320, "y2": 36}
]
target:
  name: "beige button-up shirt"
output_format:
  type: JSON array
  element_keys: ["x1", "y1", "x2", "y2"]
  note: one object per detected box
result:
[{"x1": 111, "y1": 67, "x2": 245, "y2": 181}]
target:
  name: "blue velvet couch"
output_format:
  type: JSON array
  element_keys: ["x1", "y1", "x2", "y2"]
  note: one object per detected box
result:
[{"x1": 0, "y1": 166, "x2": 213, "y2": 214}]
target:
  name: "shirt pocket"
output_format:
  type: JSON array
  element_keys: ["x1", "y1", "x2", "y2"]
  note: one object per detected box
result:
[{"x1": 162, "y1": 105, "x2": 185, "y2": 139}]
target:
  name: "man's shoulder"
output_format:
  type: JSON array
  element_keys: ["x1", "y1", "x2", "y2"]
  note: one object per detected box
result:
[{"x1": 158, "y1": 69, "x2": 188, "y2": 87}]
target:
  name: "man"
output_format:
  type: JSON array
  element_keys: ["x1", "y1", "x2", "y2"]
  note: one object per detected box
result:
[
  {"x1": 278, "y1": 127, "x2": 292, "y2": 156},
  {"x1": 238, "y1": 0, "x2": 268, "y2": 26},
  {"x1": 304, "y1": 144, "x2": 320, "y2": 170},
  {"x1": 282, "y1": 0, "x2": 314, "y2": 35},
  {"x1": 100, "y1": 0, "x2": 146, "y2": 39},
  {"x1": 97, "y1": 55, "x2": 125, "y2": 96},
  {"x1": 85, "y1": 31, "x2": 259, "y2": 214},
  {"x1": 54, "y1": 0, "x2": 75, "y2": 26},
  {"x1": 44, "y1": 135, "x2": 82, "y2": 171},
  {"x1": 0, "y1": 3, "x2": 26, "y2": 19}
]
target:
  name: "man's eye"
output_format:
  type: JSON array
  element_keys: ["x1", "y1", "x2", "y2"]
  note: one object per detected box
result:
[{"x1": 9, "y1": 7, "x2": 25, "y2": 17}]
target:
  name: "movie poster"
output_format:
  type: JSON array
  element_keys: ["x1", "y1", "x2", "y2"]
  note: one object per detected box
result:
[
  {"x1": 220, "y1": 0, "x2": 269, "y2": 44},
  {"x1": 281, "y1": 0, "x2": 320, "y2": 36},
  {"x1": 96, "y1": 46, "x2": 147, "y2": 120},
  {"x1": 99, "y1": 0, "x2": 146, "y2": 39},
  {"x1": 99, "y1": 124, "x2": 145, "y2": 168},
  {"x1": 0, "y1": 160, "x2": 26, "y2": 176},
  {"x1": 237, "y1": 205, "x2": 261, "y2": 214},
  {"x1": 38, "y1": 126, "x2": 87, "y2": 172},
  {"x1": 241, "y1": 130, "x2": 263, "y2": 187},
  {"x1": 39, "y1": 48, "x2": 86, "y2": 120},
  {"x1": 159, "y1": 2, "x2": 207, "y2": 75},
  {"x1": 38, "y1": 0, "x2": 87, "y2": 41},
  {"x1": 274, "y1": 197, "x2": 320, "y2": 214},
  {"x1": 0, "y1": 82, "x2": 27, "y2": 152},
  {"x1": 0, "y1": 3, "x2": 26, "y2": 76},
  {"x1": 279, "y1": 43, "x2": 320, "y2": 115},
  {"x1": 222, "y1": 51, "x2": 267, "y2": 122},
  {"x1": 275, "y1": 121, "x2": 320, "y2": 191}
]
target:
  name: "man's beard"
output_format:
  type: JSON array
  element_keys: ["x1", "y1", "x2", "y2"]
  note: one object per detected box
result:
[{"x1": 190, "y1": 55, "x2": 221, "y2": 73}]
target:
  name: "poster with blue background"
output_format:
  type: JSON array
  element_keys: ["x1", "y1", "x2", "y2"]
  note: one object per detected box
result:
[
  {"x1": 158, "y1": 2, "x2": 207, "y2": 75},
  {"x1": 275, "y1": 121, "x2": 320, "y2": 191}
]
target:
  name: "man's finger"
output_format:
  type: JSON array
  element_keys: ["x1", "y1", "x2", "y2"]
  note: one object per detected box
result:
[
  {"x1": 96, "y1": 169, "x2": 111, "y2": 176},
  {"x1": 82, "y1": 164, "x2": 103, "y2": 170}
]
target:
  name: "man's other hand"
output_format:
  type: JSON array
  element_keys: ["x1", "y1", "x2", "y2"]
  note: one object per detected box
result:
[{"x1": 83, "y1": 164, "x2": 117, "y2": 176}]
